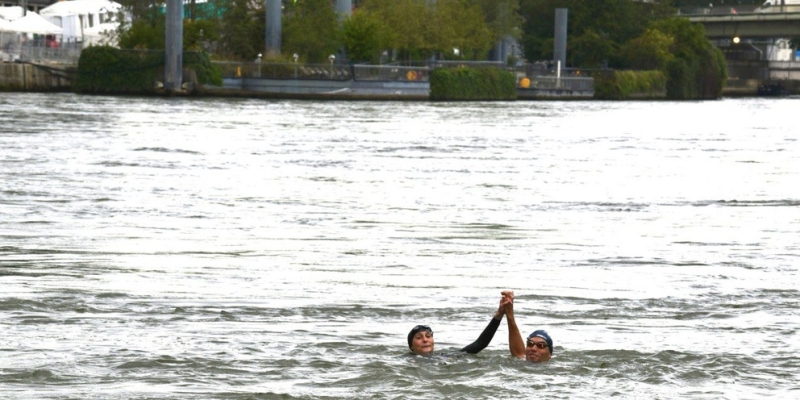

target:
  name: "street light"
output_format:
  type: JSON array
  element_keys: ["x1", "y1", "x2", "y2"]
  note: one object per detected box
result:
[
  {"x1": 733, "y1": 36, "x2": 741, "y2": 44},
  {"x1": 328, "y1": 54, "x2": 336, "y2": 76},
  {"x1": 256, "y1": 53, "x2": 262, "y2": 77},
  {"x1": 293, "y1": 53, "x2": 299, "y2": 78}
]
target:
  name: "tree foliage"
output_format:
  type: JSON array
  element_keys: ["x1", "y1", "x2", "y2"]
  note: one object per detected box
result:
[
  {"x1": 355, "y1": 0, "x2": 502, "y2": 62},
  {"x1": 470, "y1": 0, "x2": 524, "y2": 43},
  {"x1": 646, "y1": 17, "x2": 727, "y2": 99},
  {"x1": 430, "y1": 0, "x2": 494, "y2": 59},
  {"x1": 518, "y1": 0, "x2": 674, "y2": 66},
  {"x1": 282, "y1": 0, "x2": 342, "y2": 63},
  {"x1": 359, "y1": 0, "x2": 431, "y2": 61},
  {"x1": 218, "y1": 0, "x2": 264, "y2": 60},
  {"x1": 619, "y1": 28, "x2": 675, "y2": 70},
  {"x1": 342, "y1": 9, "x2": 388, "y2": 63}
]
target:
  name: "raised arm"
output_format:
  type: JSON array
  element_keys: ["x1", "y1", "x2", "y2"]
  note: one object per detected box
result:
[
  {"x1": 502, "y1": 290, "x2": 525, "y2": 358},
  {"x1": 460, "y1": 296, "x2": 509, "y2": 354}
]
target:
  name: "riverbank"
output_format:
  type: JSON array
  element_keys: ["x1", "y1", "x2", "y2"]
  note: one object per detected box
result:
[
  {"x1": 0, "y1": 62, "x2": 74, "y2": 92},
  {"x1": 1, "y1": 61, "x2": 596, "y2": 100},
  {"x1": 3, "y1": 61, "x2": 796, "y2": 99}
]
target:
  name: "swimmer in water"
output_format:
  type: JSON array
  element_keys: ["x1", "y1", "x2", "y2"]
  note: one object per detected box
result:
[
  {"x1": 407, "y1": 295, "x2": 512, "y2": 356},
  {"x1": 501, "y1": 290, "x2": 553, "y2": 362}
]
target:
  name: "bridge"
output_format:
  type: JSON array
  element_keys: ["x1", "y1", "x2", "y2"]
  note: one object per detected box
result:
[
  {"x1": 681, "y1": 5, "x2": 800, "y2": 95},
  {"x1": 683, "y1": 5, "x2": 800, "y2": 39}
]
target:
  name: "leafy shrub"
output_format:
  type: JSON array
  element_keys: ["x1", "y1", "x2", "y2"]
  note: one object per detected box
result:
[
  {"x1": 594, "y1": 70, "x2": 666, "y2": 100},
  {"x1": 76, "y1": 46, "x2": 223, "y2": 94},
  {"x1": 75, "y1": 46, "x2": 163, "y2": 94},
  {"x1": 430, "y1": 67, "x2": 516, "y2": 101}
]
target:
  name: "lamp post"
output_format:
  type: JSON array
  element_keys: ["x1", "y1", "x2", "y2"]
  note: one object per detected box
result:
[
  {"x1": 328, "y1": 54, "x2": 336, "y2": 77},
  {"x1": 293, "y1": 53, "x2": 299, "y2": 78},
  {"x1": 256, "y1": 53, "x2": 262, "y2": 77}
]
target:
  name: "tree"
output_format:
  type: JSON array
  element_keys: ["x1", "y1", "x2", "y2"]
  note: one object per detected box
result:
[
  {"x1": 218, "y1": 0, "x2": 264, "y2": 60},
  {"x1": 518, "y1": 0, "x2": 674, "y2": 65},
  {"x1": 115, "y1": 0, "x2": 163, "y2": 25},
  {"x1": 430, "y1": 0, "x2": 493, "y2": 59},
  {"x1": 470, "y1": 0, "x2": 524, "y2": 44},
  {"x1": 282, "y1": 0, "x2": 343, "y2": 63},
  {"x1": 342, "y1": 9, "x2": 388, "y2": 63},
  {"x1": 649, "y1": 17, "x2": 727, "y2": 99},
  {"x1": 619, "y1": 28, "x2": 675, "y2": 70},
  {"x1": 360, "y1": 0, "x2": 431, "y2": 62},
  {"x1": 569, "y1": 29, "x2": 616, "y2": 68}
]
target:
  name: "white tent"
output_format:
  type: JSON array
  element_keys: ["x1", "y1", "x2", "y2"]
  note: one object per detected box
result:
[
  {"x1": 0, "y1": 6, "x2": 25, "y2": 21},
  {"x1": 82, "y1": 21, "x2": 118, "y2": 46},
  {"x1": 39, "y1": 0, "x2": 122, "y2": 18},
  {"x1": 39, "y1": 0, "x2": 123, "y2": 41},
  {"x1": 5, "y1": 12, "x2": 63, "y2": 35},
  {"x1": 0, "y1": 17, "x2": 12, "y2": 31}
]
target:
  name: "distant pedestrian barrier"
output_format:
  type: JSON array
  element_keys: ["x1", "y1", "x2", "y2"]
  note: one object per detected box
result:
[
  {"x1": 21, "y1": 39, "x2": 83, "y2": 64},
  {"x1": 528, "y1": 76, "x2": 594, "y2": 91},
  {"x1": 212, "y1": 60, "x2": 593, "y2": 91}
]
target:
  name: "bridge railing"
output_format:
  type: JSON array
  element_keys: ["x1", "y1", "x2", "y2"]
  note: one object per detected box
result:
[{"x1": 678, "y1": 5, "x2": 800, "y2": 16}]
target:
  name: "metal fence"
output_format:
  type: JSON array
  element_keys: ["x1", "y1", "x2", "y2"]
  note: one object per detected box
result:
[
  {"x1": 1, "y1": 34, "x2": 84, "y2": 64},
  {"x1": 352, "y1": 64, "x2": 430, "y2": 82},
  {"x1": 214, "y1": 60, "x2": 594, "y2": 90},
  {"x1": 677, "y1": 5, "x2": 800, "y2": 15},
  {"x1": 213, "y1": 61, "x2": 352, "y2": 80},
  {"x1": 527, "y1": 76, "x2": 594, "y2": 91},
  {"x1": 19, "y1": 42, "x2": 83, "y2": 64}
]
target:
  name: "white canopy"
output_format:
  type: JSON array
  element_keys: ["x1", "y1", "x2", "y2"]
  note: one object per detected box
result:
[
  {"x1": 39, "y1": 0, "x2": 122, "y2": 17},
  {"x1": 5, "y1": 12, "x2": 64, "y2": 35},
  {"x1": 83, "y1": 21, "x2": 117, "y2": 35},
  {"x1": 0, "y1": 6, "x2": 25, "y2": 21},
  {"x1": 0, "y1": 17, "x2": 12, "y2": 31},
  {"x1": 82, "y1": 21, "x2": 118, "y2": 45}
]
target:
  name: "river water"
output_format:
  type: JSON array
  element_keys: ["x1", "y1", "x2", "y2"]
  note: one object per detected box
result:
[{"x1": 1, "y1": 93, "x2": 798, "y2": 399}]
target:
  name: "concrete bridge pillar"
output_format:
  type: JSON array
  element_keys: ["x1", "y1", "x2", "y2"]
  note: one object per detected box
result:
[
  {"x1": 165, "y1": 0, "x2": 183, "y2": 92},
  {"x1": 335, "y1": 0, "x2": 352, "y2": 20},
  {"x1": 554, "y1": 8, "x2": 568, "y2": 69},
  {"x1": 265, "y1": 0, "x2": 281, "y2": 56}
]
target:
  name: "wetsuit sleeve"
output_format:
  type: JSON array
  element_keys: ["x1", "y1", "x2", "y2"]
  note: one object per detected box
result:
[{"x1": 460, "y1": 317, "x2": 502, "y2": 354}]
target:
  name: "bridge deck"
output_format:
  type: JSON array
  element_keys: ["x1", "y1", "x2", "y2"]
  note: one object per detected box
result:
[{"x1": 685, "y1": 6, "x2": 800, "y2": 38}]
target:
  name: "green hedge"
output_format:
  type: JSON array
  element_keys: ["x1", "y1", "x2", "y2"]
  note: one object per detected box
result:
[
  {"x1": 75, "y1": 46, "x2": 222, "y2": 94},
  {"x1": 184, "y1": 51, "x2": 223, "y2": 86},
  {"x1": 594, "y1": 70, "x2": 666, "y2": 100},
  {"x1": 430, "y1": 67, "x2": 517, "y2": 101},
  {"x1": 664, "y1": 47, "x2": 727, "y2": 100}
]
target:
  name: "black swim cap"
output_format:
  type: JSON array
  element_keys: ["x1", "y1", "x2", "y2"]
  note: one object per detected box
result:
[{"x1": 407, "y1": 325, "x2": 433, "y2": 349}]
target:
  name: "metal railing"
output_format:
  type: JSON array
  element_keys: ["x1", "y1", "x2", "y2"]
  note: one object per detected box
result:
[
  {"x1": 214, "y1": 61, "x2": 352, "y2": 80},
  {"x1": 5, "y1": 38, "x2": 85, "y2": 64},
  {"x1": 352, "y1": 64, "x2": 429, "y2": 82},
  {"x1": 678, "y1": 5, "x2": 800, "y2": 15},
  {"x1": 527, "y1": 76, "x2": 594, "y2": 91},
  {"x1": 214, "y1": 60, "x2": 594, "y2": 91}
]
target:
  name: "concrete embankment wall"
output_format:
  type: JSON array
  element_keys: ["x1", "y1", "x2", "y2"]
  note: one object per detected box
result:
[
  {"x1": 0, "y1": 63, "x2": 74, "y2": 92},
  {"x1": 205, "y1": 77, "x2": 431, "y2": 100}
]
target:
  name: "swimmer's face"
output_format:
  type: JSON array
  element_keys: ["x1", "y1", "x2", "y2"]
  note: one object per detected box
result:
[
  {"x1": 410, "y1": 330, "x2": 434, "y2": 355},
  {"x1": 525, "y1": 337, "x2": 551, "y2": 363}
]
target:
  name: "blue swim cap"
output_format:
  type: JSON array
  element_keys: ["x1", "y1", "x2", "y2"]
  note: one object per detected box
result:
[{"x1": 528, "y1": 330, "x2": 554, "y2": 354}]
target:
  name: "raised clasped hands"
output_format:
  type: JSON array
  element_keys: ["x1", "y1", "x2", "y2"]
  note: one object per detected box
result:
[{"x1": 501, "y1": 290, "x2": 514, "y2": 314}]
